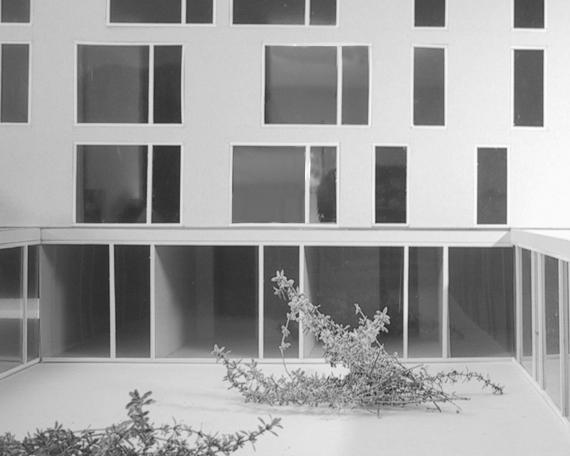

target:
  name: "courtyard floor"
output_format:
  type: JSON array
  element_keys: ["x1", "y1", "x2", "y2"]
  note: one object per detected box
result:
[{"x1": 0, "y1": 360, "x2": 569, "y2": 455}]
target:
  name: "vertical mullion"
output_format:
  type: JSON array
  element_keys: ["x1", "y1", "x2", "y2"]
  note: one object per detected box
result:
[
  {"x1": 146, "y1": 145, "x2": 153, "y2": 224},
  {"x1": 558, "y1": 261, "x2": 568, "y2": 416},
  {"x1": 537, "y1": 253, "x2": 545, "y2": 389},
  {"x1": 403, "y1": 246, "x2": 409, "y2": 359},
  {"x1": 22, "y1": 246, "x2": 28, "y2": 364},
  {"x1": 305, "y1": 0, "x2": 311, "y2": 25},
  {"x1": 180, "y1": 0, "x2": 186, "y2": 23},
  {"x1": 148, "y1": 46, "x2": 154, "y2": 124},
  {"x1": 442, "y1": 246, "x2": 450, "y2": 358},
  {"x1": 304, "y1": 146, "x2": 310, "y2": 223},
  {"x1": 150, "y1": 245, "x2": 156, "y2": 359},
  {"x1": 109, "y1": 244, "x2": 116, "y2": 359},
  {"x1": 258, "y1": 246, "x2": 264, "y2": 359},
  {"x1": 337, "y1": 46, "x2": 342, "y2": 125},
  {"x1": 0, "y1": 45, "x2": 3, "y2": 118},
  {"x1": 515, "y1": 247, "x2": 523, "y2": 362},
  {"x1": 531, "y1": 251, "x2": 538, "y2": 380},
  {"x1": 299, "y1": 244, "x2": 305, "y2": 359}
]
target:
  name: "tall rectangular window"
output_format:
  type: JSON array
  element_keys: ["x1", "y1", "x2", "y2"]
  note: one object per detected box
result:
[
  {"x1": 413, "y1": 47, "x2": 445, "y2": 126},
  {"x1": 265, "y1": 45, "x2": 369, "y2": 125},
  {"x1": 414, "y1": 0, "x2": 445, "y2": 27},
  {"x1": 1, "y1": 0, "x2": 30, "y2": 23},
  {"x1": 514, "y1": 49, "x2": 544, "y2": 127},
  {"x1": 514, "y1": 0, "x2": 544, "y2": 29},
  {"x1": 77, "y1": 44, "x2": 182, "y2": 124},
  {"x1": 233, "y1": 0, "x2": 336, "y2": 25},
  {"x1": 521, "y1": 249, "x2": 532, "y2": 375},
  {"x1": 375, "y1": 146, "x2": 407, "y2": 224},
  {"x1": 232, "y1": 145, "x2": 337, "y2": 224},
  {"x1": 110, "y1": 0, "x2": 213, "y2": 24},
  {"x1": 477, "y1": 147, "x2": 507, "y2": 225},
  {"x1": 76, "y1": 145, "x2": 181, "y2": 224},
  {"x1": 1, "y1": 43, "x2": 29, "y2": 123}
]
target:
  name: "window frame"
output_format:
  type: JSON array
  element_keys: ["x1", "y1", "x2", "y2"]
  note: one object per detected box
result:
[
  {"x1": 106, "y1": 0, "x2": 216, "y2": 26},
  {"x1": 411, "y1": 44, "x2": 447, "y2": 128},
  {"x1": 230, "y1": 0, "x2": 338, "y2": 27},
  {"x1": 262, "y1": 43, "x2": 371, "y2": 127},
  {"x1": 74, "y1": 42, "x2": 185, "y2": 126},
  {"x1": 0, "y1": 0, "x2": 32, "y2": 24},
  {"x1": 229, "y1": 142, "x2": 340, "y2": 226},
  {"x1": 474, "y1": 145, "x2": 510, "y2": 227},
  {"x1": 512, "y1": 46, "x2": 546, "y2": 129},
  {"x1": 413, "y1": 0, "x2": 447, "y2": 29},
  {"x1": 372, "y1": 144, "x2": 409, "y2": 227},
  {"x1": 0, "y1": 41, "x2": 31, "y2": 125},
  {"x1": 512, "y1": 0, "x2": 546, "y2": 30},
  {"x1": 73, "y1": 142, "x2": 184, "y2": 226}
]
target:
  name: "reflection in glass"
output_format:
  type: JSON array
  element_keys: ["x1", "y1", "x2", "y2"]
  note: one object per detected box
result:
[
  {"x1": 27, "y1": 245, "x2": 40, "y2": 361},
  {"x1": 413, "y1": 47, "x2": 445, "y2": 126},
  {"x1": 264, "y1": 247, "x2": 299, "y2": 358},
  {"x1": 408, "y1": 248, "x2": 443, "y2": 357},
  {"x1": 155, "y1": 246, "x2": 258, "y2": 358},
  {"x1": 77, "y1": 45, "x2": 149, "y2": 123},
  {"x1": 76, "y1": 145, "x2": 148, "y2": 223},
  {"x1": 152, "y1": 146, "x2": 181, "y2": 223},
  {"x1": 414, "y1": 0, "x2": 445, "y2": 27},
  {"x1": 310, "y1": 0, "x2": 336, "y2": 25},
  {"x1": 304, "y1": 247, "x2": 404, "y2": 358},
  {"x1": 514, "y1": 0, "x2": 544, "y2": 28},
  {"x1": 232, "y1": 146, "x2": 305, "y2": 223},
  {"x1": 0, "y1": 248, "x2": 23, "y2": 373},
  {"x1": 109, "y1": 0, "x2": 181, "y2": 23},
  {"x1": 233, "y1": 0, "x2": 304, "y2": 24},
  {"x1": 1, "y1": 0, "x2": 30, "y2": 22},
  {"x1": 477, "y1": 148, "x2": 507, "y2": 225},
  {"x1": 186, "y1": 0, "x2": 213, "y2": 23},
  {"x1": 514, "y1": 49, "x2": 543, "y2": 127},
  {"x1": 309, "y1": 146, "x2": 336, "y2": 223},
  {"x1": 265, "y1": 46, "x2": 337, "y2": 124},
  {"x1": 449, "y1": 248, "x2": 514, "y2": 357},
  {"x1": 521, "y1": 249, "x2": 533, "y2": 375},
  {"x1": 342, "y1": 46, "x2": 369, "y2": 125},
  {"x1": 115, "y1": 246, "x2": 150, "y2": 358},
  {"x1": 544, "y1": 256, "x2": 561, "y2": 409},
  {"x1": 42, "y1": 245, "x2": 110, "y2": 358},
  {"x1": 375, "y1": 146, "x2": 407, "y2": 224},
  {"x1": 153, "y1": 46, "x2": 182, "y2": 124},
  {"x1": 1, "y1": 44, "x2": 29, "y2": 123}
]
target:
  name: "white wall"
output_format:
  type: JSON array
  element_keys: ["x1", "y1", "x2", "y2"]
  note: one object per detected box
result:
[{"x1": 0, "y1": 0, "x2": 568, "y2": 230}]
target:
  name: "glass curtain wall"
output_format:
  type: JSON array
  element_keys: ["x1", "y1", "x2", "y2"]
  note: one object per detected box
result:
[
  {"x1": 521, "y1": 248, "x2": 533, "y2": 375},
  {"x1": 0, "y1": 248, "x2": 23, "y2": 373},
  {"x1": 544, "y1": 256, "x2": 561, "y2": 409},
  {"x1": 27, "y1": 246, "x2": 40, "y2": 361}
]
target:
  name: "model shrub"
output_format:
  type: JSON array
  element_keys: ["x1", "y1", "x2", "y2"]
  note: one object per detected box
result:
[
  {"x1": 0, "y1": 390, "x2": 281, "y2": 455},
  {"x1": 213, "y1": 271, "x2": 504, "y2": 413}
]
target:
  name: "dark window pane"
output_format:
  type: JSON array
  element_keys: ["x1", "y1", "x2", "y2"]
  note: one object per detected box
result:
[
  {"x1": 477, "y1": 147, "x2": 507, "y2": 225},
  {"x1": 514, "y1": 0, "x2": 544, "y2": 28},
  {"x1": 265, "y1": 46, "x2": 337, "y2": 124},
  {"x1": 233, "y1": 0, "x2": 304, "y2": 24},
  {"x1": 152, "y1": 145, "x2": 181, "y2": 223},
  {"x1": 1, "y1": 0, "x2": 29, "y2": 22},
  {"x1": 109, "y1": 0, "x2": 180, "y2": 23},
  {"x1": 153, "y1": 46, "x2": 182, "y2": 124},
  {"x1": 186, "y1": 0, "x2": 213, "y2": 23},
  {"x1": 408, "y1": 247, "x2": 443, "y2": 358},
  {"x1": 233, "y1": 146, "x2": 305, "y2": 223},
  {"x1": 414, "y1": 0, "x2": 445, "y2": 27},
  {"x1": 310, "y1": 0, "x2": 336, "y2": 25},
  {"x1": 414, "y1": 47, "x2": 445, "y2": 126},
  {"x1": 264, "y1": 246, "x2": 299, "y2": 358},
  {"x1": 42, "y1": 245, "x2": 110, "y2": 358},
  {"x1": 521, "y1": 249, "x2": 532, "y2": 374},
  {"x1": 449, "y1": 248, "x2": 514, "y2": 357},
  {"x1": 77, "y1": 45, "x2": 149, "y2": 123},
  {"x1": 309, "y1": 146, "x2": 336, "y2": 223},
  {"x1": 544, "y1": 256, "x2": 561, "y2": 409},
  {"x1": 304, "y1": 247, "x2": 404, "y2": 358},
  {"x1": 115, "y1": 245, "x2": 150, "y2": 358},
  {"x1": 27, "y1": 245, "x2": 40, "y2": 361},
  {"x1": 1, "y1": 44, "x2": 29, "y2": 123},
  {"x1": 76, "y1": 145, "x2": 148, "y2": 223},
  {"x1": 375, "y1": 146, "x2": 407, "y2": 223},
  {"x1": 514, "y1": 49, "x2": 543, "y2": 127},
  {"x1": 0, "y1": 248, "x2": 23, "y2": 373},
  {"x1": 342, "y1": 46, "x2": 369, "y2": 125},
  {"x1": 155, "y1": 246, "x2": 258, "y2": 358}
]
